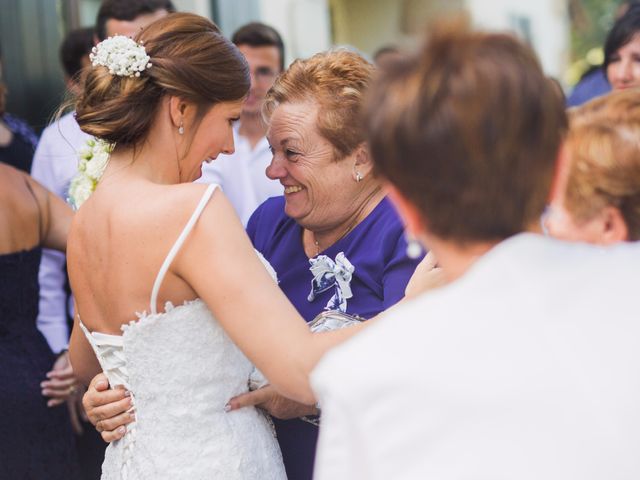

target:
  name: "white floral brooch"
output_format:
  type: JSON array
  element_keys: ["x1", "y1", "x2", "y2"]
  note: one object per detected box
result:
[
  {"x1": 68, "y1": 138, "x2": 113, "y2": 209},
  {"x1": 90, "y1": 35, "x2": 152, "y2": 78}
]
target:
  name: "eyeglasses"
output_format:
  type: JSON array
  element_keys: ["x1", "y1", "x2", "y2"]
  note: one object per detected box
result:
[{"x1": 252, "y1": 66, "x2": 278, "y2": 83}]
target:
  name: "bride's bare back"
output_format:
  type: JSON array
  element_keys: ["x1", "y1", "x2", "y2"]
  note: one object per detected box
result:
[{"x1": 68, "y1": 178, "x2": 208, "y2": 335}]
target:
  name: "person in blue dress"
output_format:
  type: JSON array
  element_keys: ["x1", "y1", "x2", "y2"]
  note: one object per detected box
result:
[
  {"x1": 0, "y1": 163, "x2": 79, "y2": 479},
  {"x1": 229, "y1": 49, "x2": 423, "y2": 480}
]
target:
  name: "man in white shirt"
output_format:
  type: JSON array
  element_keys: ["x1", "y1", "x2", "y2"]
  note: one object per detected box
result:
[
  {"x1": 31, "y1": 0, "x2": 175, "y2": 354},
  {"x1": 31, "y1": 29, "x2": 94, "y2": 353},
  {"x1": 199, "y1": 23, "x2": 284, "y2": 225},
  {"x1": 311, "y1": 23, "x2": 640, "y2": 480}
]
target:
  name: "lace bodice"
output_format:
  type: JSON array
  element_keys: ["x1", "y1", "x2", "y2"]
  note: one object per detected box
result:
[{"x1": 79, "y1": 185, "x2": 285, "y2": 479}]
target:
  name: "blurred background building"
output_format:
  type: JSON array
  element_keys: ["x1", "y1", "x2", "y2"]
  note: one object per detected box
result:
[{"x1": 0, "y1": 0, "x2": 619, "y2": 132}]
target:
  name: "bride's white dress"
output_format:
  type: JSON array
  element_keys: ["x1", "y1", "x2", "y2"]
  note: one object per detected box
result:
[{"x1": 79, "y1": 184, "x2": 286, "y2": 479}]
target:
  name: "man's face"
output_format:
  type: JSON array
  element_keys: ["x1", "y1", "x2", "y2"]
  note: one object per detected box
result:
[
  {"x1": 237, "y1": 44, "x2": 281, "y2": 116},
  {"x1": 104, "y1": 9, "x2": 168, "y2": 38}
]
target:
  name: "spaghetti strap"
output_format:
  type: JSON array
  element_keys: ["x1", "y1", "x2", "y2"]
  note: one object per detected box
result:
[{"x1": 149, "y1": 184, "x2": 217, "y2": 314}]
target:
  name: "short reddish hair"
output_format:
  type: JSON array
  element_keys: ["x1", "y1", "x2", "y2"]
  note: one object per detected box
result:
[
  {"x1": 564, "y1": 90, "x2": 640, "y2": 240},
  {"x1": 263, "y1": 49, "x2": 374, "y2": 160}
]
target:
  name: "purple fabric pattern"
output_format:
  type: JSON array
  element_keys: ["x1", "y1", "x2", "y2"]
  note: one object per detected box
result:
[{"x1": 247, "y1": 195, "x2": 423, "y2": 480}]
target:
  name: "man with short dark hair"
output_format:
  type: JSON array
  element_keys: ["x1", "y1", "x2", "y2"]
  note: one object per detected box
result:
[
  {"x1": 199, "y1": 22, "x2": 285, "y2": 225},
  {"x1": 95, "y1": 0, "x2": 175, "y2": 41},
  {"x1": 60, "y1": 27, "x2": 94, "y2": 96}
]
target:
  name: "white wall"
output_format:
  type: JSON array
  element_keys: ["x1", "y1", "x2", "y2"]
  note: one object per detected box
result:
[
  {"x1": 258, "y1": 0, "x2": 331, "y2": 64},
  {"x1": 465, "y1": 0, "x2": 569, "y2": 78},
  {"x1": 173, "y1": 0, "x2": 212, "y2": 17}
]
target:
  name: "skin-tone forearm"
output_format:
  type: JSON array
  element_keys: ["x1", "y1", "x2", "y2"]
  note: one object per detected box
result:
[
  {"x1": 178, "y1": 191, "x2": 364, "y2": 404},
  {"x1": 68, "y1": 310, "x2": 103, "y2": 387}
]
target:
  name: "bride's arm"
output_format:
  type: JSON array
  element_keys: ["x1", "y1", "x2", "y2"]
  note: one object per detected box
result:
[
  {"x1": 175, "y1": 190, "x2": 359, "y2": 404},
  {"x1": 69, "y1": 312, "x2": 102, "y2": 386}
]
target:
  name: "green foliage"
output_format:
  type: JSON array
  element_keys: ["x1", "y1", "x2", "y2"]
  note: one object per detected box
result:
[{"x1": 571, "y1": 0, "x2": 620, "y2": 63}]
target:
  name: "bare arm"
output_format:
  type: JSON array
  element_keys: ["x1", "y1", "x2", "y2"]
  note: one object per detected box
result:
[
  {"x1": 68, "y1": 307, "x2": 102, "y2": 386},
  {"x1": 24, "y1": 174, "x2": 73, "y2": 252},
  {"x1": 176, "y1": 191, "x2": 360, "y2": 404}
]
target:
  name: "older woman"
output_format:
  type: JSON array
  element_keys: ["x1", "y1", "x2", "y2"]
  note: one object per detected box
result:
[
  {"x1": 245, "y1": 49, "x2": 423, "y2": 479},
  {"x1": 545, "y1": 89, "x2": 640, "y2": 243},
  {"x1": 81, "y1": 49, "x2": 421, "y2": 480}
]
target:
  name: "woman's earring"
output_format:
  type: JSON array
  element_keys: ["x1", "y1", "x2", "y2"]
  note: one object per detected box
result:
[
  {"x1": 539, "y1": 204, "x2": 551, "y2": 237},
  {"x1": 355, "y1": 171, "x2": 363, "y2": 183},
  {"x1": 178, "y1": 121, "x2": 184, "y2": 136},
  {"x1": 405, "y1": 234, "x2": 423, "y2": 259}
]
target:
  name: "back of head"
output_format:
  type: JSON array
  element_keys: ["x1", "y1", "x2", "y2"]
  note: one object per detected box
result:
[
  {"x1": 604, "y1": 4, "x2": 640, "y2": 71},
  {"x1": 75, "y1": 12, "x2": 249, "y2": 147},
  {"x1": 95, "y1": 0, "x2": 176, "y2": 41},
  {"x1": 565, "y1": 90, "x2": 640, "y2": 240},
  {"x1": 232, "y1": 22, "x2": 285, "y2": 71},
  {"x1": 60, "y1": 27, "x2": 94, "y2": 79},
  {"x1": 365, "y1": 18, "x2": 567, "y2": 244},
  {"x1": 264, "y1": 49, "x2": 374, "y2": 159}
]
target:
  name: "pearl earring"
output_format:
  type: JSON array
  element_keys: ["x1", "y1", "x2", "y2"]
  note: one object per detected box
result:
[
  {"x1": 355, "y1": 171, "x2": 363, "y2": 182},
  {"x1": 178, "y1": 121, "x2": 184, "y2": 135},
  {"x1": 405, "y1": 235, "x2": 422, "y2": 259}
]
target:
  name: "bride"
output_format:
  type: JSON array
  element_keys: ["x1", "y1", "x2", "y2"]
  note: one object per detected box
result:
[{"x1": 68, "y1": 13, "x2": 354, "y2": 479}]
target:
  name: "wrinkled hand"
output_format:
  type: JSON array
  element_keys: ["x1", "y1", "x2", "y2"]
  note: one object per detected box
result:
[
  {"x1": 404, "y1": 250, "x2": 446, "y2": 298},
  {"x1": 83, "y1": 373, "x2": 134, "y2": 442},
  {"x1": 227, "y1": 385, "x2": 318, "y2": 419},
  {"x1": 41, "y1": 351, "x2": 78, "y2": 407}
]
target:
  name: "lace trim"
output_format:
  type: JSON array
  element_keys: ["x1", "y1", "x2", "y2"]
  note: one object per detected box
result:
[{"x1": 122, "y1": 299, "x2": 205, "y2": 335}]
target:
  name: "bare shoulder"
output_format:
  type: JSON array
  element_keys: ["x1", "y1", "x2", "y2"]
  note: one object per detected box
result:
[
  {"x1": 0, "y1": 163, "x2": 38, "y2": 217},
  {"x1": 0, "y1": 163, "x2": 28, "y2": 196}
]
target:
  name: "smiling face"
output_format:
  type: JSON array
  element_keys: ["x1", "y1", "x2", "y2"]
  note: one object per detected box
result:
[
  {"x1": 265, "y1": 101, "x2": 364, "y2": 231},
  {"x1": 181, "y1": 99, "x2": 244, "y2": 182},
  {"x1": 607, "y1": 33, "x2": 640, "y2": 90}
]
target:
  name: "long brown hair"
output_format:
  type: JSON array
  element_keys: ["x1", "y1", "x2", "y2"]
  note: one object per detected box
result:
[{"x1": 75, "y1": 13, "x2": 249, "y2": 148}]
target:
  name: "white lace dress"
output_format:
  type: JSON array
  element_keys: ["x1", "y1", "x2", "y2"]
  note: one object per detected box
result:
[{"x1": 79, "y1": 184, "x2": 286, "y2": 479}]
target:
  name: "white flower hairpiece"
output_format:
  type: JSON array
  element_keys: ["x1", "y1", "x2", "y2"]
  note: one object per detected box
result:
[
  {"x1": 90, "y1": 35, "x2": 152, "y2": 78},
  {"x1": 68, "y1": 138, "x2": 113, "y2": 210}
]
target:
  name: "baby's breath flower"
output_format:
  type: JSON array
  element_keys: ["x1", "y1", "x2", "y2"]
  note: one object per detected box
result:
[
  {"x1": 68, "y1": 138, "x2": 113, "y2": 210},
  {"x1": 90, "y1": 35, "x2": 152, "y2": 78}
]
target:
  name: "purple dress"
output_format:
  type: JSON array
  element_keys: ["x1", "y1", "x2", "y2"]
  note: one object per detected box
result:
[{"x1": 247, "y1": 196, "x2": 422, "y2": 480}]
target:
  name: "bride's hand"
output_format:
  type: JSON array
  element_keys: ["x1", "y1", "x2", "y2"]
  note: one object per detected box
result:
[
  {"x1": 83, "y1": 373, "x2": 135, "y2": 442},
  {"x1": 227, "y1": 385, "x2": 319, "y2": 420}
]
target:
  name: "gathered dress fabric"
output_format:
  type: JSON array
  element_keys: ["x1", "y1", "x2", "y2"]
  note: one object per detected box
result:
[
  {"x1": 0, "y1": 247, "x2": 81, "y2": 479},
  {"x1": 79, "y1": 184, "x2": 286, "y2": 479}
]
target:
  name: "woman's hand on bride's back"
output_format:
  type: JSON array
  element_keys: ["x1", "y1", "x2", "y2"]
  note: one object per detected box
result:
[
  {"x1": 226, "y1": 385, "x2": 318, "y2": 419},
  {"x1": 83, "y1": 373, "x2": 135, "y2": 442}
]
